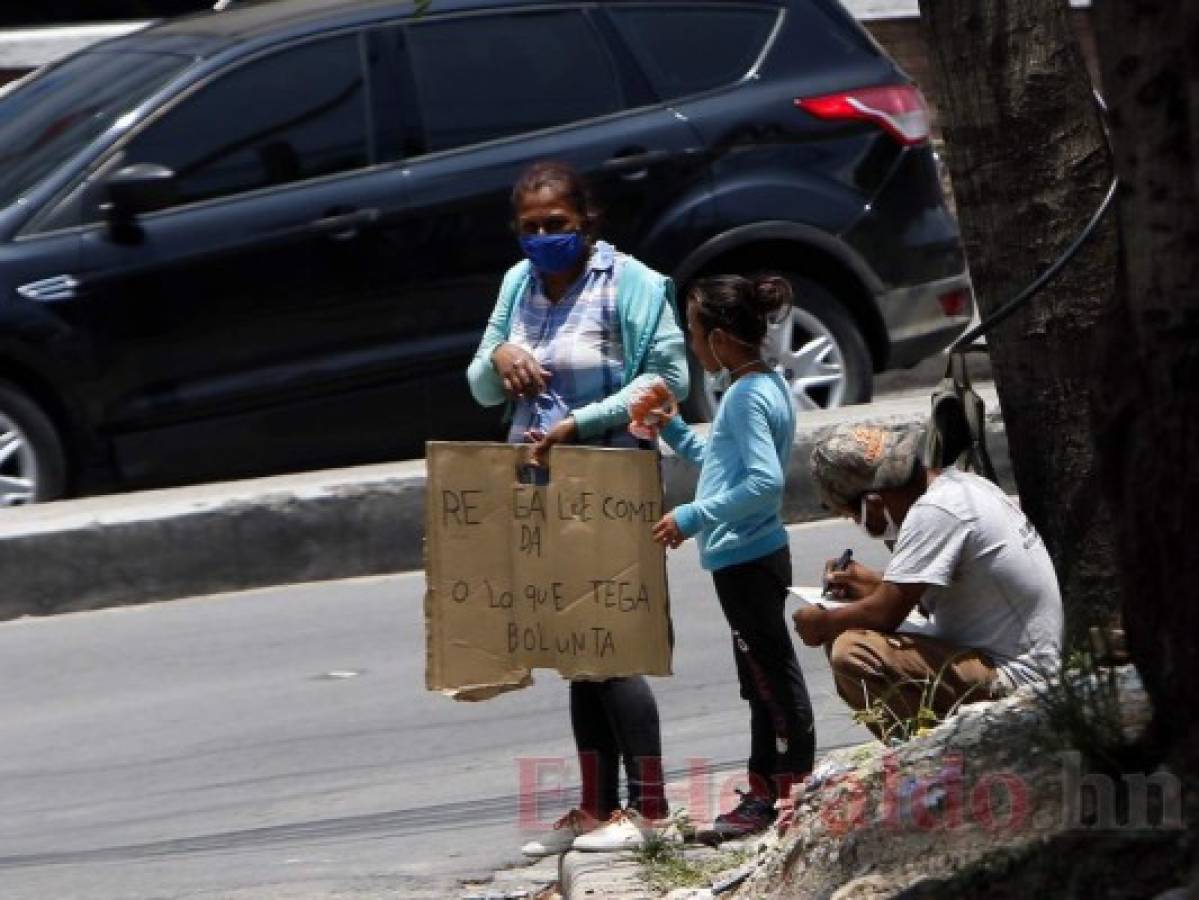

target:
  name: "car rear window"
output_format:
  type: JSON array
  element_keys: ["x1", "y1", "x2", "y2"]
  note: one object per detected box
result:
[
  {"x1": 608, "y1": 4, "x2": 778, "y2": 100},
  {"x1": 406, "y1": 11, "x2": 622, "y2": 153}
]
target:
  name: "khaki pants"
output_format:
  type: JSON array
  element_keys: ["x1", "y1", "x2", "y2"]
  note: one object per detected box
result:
[{"x1": 827, "y1": 629, "x2": 1004, "y2": 742}]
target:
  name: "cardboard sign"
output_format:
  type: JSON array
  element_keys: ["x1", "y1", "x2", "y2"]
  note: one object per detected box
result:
[{"x1": 424, "y1": 442, "x2": 673, "y2": 701}]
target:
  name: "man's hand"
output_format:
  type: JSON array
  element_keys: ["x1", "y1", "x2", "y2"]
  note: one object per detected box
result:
[
  {"x1": 824, "y1": 561, "x2": 883, "y2": 600},
  {"x1": 651, "y1": 513, "x2": 685, "y2": 549},
  {"x1": 793, "y1": 605, "x2": 832, "y2": 647},
  {"x1": 798, "y1": 581, "x2": 925, "y2": 641},
  {"x1": 529, "y1": 416, "x2": 577, "y2": 467},
  {"x1": 491, "y1": 343, "x2": 551, "y2": 399}
]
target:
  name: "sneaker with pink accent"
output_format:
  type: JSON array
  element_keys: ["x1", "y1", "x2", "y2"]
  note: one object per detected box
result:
[
  {"x1": 711, "y1": 789, "x2": 776, "y2": 837},
  {"x1": 571, "y1": 808, "x2": 683, "y2": 852},
  {"x1": 520, "y1": 808, "x2": 600, "y2": 858}
]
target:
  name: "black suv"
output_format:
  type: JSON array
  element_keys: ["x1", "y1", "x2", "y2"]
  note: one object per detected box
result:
[{"x1": 0, "y1": 0, "x2": 971, "y2": 503}]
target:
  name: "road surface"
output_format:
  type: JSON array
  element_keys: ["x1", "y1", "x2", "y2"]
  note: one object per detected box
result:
[{"x1": 0, "y1": 519, "x2": 896, "y2": 899}]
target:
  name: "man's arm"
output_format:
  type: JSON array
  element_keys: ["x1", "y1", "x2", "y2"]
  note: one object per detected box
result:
[{"x1": 793, "y1": 581, "x2": 926, "y2": 646}]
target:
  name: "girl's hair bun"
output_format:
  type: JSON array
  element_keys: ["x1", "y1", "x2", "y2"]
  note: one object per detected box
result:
[
  {"x1": 689, "y1": 272, "x2": 794, "y2": 344},
  {"x1": 752, "y1": 274, "x2": 793, "y2": 318}
]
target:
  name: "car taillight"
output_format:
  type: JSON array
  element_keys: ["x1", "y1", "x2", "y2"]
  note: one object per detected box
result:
[
  {"x1": 939, "y1": 288, "x2": 971, "y2": 318},
  {"x1": 796, "y1": 85, "x2": 931, "y2": 146}
]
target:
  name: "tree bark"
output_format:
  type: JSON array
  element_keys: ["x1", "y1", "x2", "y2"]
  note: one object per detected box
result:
[
  {"x1": 1090, "y1": 0, "x2": 1199, "y2": 770},
  {"x1": 918, "y1": 0, "x2": 1121, "y2": 646}
]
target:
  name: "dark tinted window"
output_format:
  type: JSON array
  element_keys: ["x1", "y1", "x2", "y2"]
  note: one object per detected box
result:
[
  {"x1": 610, "y1": 5, "x2": 777, "y2": 99},
  {"x1": 367, "y1": 27, "x2": 423, "y2": 162},
  {"x1": 406, "y1": 12, "x2": 621, "y2": 153},
  {"x1": 121, "y1": 34, "x2": 369, "y2": 207},
  {"x1": 0, "y1": 50, "x2": 189, "y2": 210}
]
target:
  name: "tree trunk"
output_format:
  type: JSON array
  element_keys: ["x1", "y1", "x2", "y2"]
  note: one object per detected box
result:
[
  {"x1": 918, "y1": 0, "x2": 1120, "y2": 646},
  {"x1": 1090, "y1": 0, "x2": 1199, "y2": 771}
]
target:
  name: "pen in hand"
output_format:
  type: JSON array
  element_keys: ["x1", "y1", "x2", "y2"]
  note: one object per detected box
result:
[{"x1": 822, "y1": 548, "x2": 854, "y2": 598}]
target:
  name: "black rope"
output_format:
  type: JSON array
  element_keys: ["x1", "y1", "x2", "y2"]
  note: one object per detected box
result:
[
  {"x1": 950, "y1": 175, "x2": 1118, "y2": 353},
  {"x1": 949, "y1": 90, "x2": 1118, "y2": 354}
]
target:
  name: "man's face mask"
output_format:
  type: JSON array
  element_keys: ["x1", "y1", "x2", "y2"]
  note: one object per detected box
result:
[{"x1": 859, "y1": 494, "x2": 899, "y2": 542}]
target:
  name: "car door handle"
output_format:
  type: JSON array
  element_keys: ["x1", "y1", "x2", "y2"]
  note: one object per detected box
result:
[
  {"x1": 310, "y1": 208, "x2": 380, "y2": 241},
  {"x1": 17, "y1": 274, "x2": 82, "y2": 302},
  {"x1": 602, "y1": 149, "x2": 673, "y2": 176}
]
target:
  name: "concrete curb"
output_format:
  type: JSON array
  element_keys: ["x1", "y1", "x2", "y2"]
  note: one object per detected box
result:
[
  {"x1": 560, "y1": 850, "x2": 652, "y2": 899},
  {"x1": 0, "y1": 388, "x2": 1008, "y2": 621},
  {"x1": 556, "y1": 829, "x2": 758, "y2": 899},
  {"x1": 0, "y1": 461, "x2": 425, "y2": 620}
]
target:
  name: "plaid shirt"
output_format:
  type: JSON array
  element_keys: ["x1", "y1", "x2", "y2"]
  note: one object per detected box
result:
[{"x1": 506, "y1": 241, "x2": 640, "y2": 448}]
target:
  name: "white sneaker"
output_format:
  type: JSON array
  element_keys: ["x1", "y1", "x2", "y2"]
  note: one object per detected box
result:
[
  {"x1": 571, "y1": 809, "x2": 683, "y2": 852},
  {"x1": 520, "y1": 808, "x2": 600, "y2": 857}
]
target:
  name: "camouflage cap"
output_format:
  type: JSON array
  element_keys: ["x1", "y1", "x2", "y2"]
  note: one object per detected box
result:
[{"x1": 809, "y1": 424, "x2": 922, "y2": 513}]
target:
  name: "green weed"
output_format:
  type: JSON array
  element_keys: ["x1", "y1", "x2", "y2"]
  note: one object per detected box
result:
[
  {"x1": 636, "y1": 843, "x2": 751, "y2": 893},
  {"x1": 852, "y1": 657, "x2": 985, "y2": 746},
  {"x1": 1030, "y1": 645, "x2": 1146, "y2": 774}
]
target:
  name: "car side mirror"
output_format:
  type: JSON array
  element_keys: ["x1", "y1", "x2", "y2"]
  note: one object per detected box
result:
[{"x1": 102, "y1": 163, "x2": 177, "y2": 242}]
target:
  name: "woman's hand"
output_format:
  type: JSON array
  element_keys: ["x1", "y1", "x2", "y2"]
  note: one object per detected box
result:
[
  {"x1": 651, "y1": 513, "x2": 685, "y2": 549},
  {"x1": 823, "y1": 561, "x2": 882, "y2": 600},
  {"x1": 491, "y1": 343, "x2": 551, "y2": 399},
  {"x1": 529, "y1": 416, "x2": 577, "y2": 467}
]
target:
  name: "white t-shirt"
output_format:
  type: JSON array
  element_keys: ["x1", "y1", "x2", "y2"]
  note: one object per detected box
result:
[{"x1": 884, "y1": 469, "x2": 1063, "y2": 688}]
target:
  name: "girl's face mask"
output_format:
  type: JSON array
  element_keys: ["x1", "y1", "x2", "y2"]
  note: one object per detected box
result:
[
  {"x1": 708, "y1": 332, "x2": 731, "y2": 392},
  {"x1": 706, "y1": 329, "x2": 761, "y2": 394},
  {"x1": 859, "y1": 494, "x2": 899, "y2": 542}
]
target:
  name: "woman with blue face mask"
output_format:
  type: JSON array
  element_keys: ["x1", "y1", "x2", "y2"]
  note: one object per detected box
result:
[{"x1": 466, "y1": 161, "x2": 689, "y2": 855}]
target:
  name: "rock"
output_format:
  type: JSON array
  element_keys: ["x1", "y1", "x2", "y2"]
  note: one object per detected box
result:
[
  {"x1": 830, "y1": 874, "x2": 899, "y2": 900},
  {"x1": 729, "y1": 669, "x2": 1154, "y2": 899}
]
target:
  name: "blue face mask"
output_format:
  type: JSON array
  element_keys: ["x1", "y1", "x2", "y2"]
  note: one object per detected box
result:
[{"x1": 519, "y1": 232, "x2": 584, "y2": 274}]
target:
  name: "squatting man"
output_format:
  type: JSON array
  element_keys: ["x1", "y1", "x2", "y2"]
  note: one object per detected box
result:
[{"x1": 792, "y1": 425, "x2": 1064, "y2": 740}]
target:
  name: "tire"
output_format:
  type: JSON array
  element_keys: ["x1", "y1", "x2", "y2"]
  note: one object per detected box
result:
[
  {"x1": 0, "y1": 381, "x2": 67, "y2": 505},
  {"x1": 681, "y1": 273, "x2": 873, "y2": 421}
]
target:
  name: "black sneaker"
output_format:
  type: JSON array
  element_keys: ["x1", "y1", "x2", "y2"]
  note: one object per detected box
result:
[{"x1": 711, "y1": 789, "x2": 776, "y2": 838}]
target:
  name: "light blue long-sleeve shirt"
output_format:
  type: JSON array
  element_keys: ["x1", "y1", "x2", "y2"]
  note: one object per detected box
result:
[{"x1": 662, "y1": 371, "x2": 794, "y2": 571}]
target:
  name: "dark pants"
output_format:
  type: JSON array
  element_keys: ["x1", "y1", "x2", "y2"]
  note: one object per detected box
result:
[
  {"x1": 570, "y1": 676, "x2": 667, "y2": 819},
  {"x1": 713, "y1": 547, "x2": 815, "y2": 800}
]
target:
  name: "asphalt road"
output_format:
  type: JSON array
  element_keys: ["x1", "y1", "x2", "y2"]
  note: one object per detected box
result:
[{"x1": 0, "y1": 519, "x2": 894, "y2": 900}]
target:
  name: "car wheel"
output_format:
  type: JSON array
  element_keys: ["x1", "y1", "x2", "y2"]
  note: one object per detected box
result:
[
  {"x1": 0, "y1": 381, "x2": 67, "y2": 506},
  {"x1": 685, "y1": 274, "x2": 873, "y2": 419}
]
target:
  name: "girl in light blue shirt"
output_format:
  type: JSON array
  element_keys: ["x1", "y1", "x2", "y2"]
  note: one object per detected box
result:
[{"x1": 653, "y1": 274, "x2": 816, "y2": 838}]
